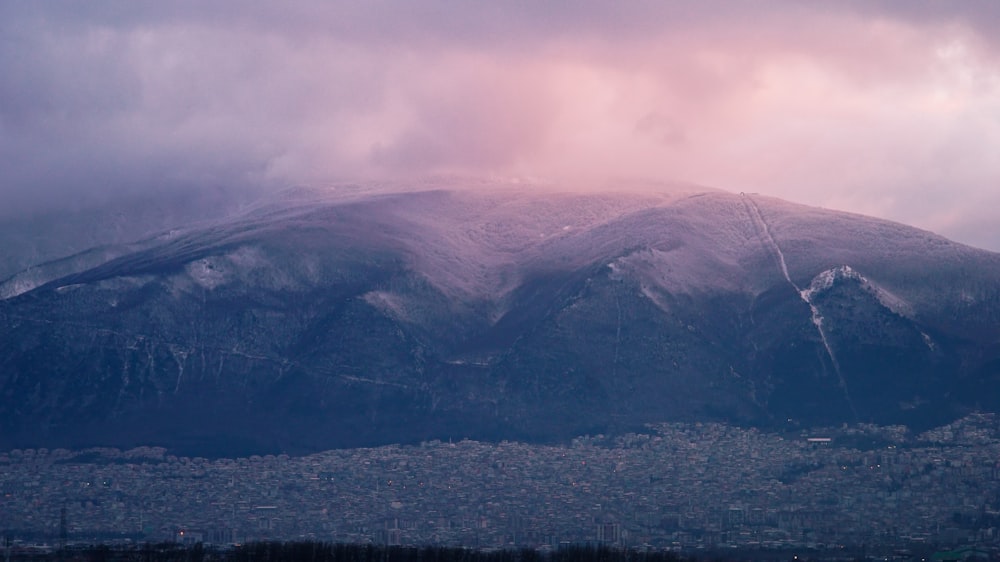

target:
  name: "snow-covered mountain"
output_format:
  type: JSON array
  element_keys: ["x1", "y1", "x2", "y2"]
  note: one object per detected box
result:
[{"x1": 2, "y1": 181, "x2": 999, "y2": 455}]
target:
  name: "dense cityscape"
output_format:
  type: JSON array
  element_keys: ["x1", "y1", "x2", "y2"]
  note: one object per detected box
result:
[{"x1": 4, "y1": 414, "x2": 1000, "y2": 557}]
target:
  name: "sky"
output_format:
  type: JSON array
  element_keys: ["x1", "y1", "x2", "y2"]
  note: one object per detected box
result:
[{"x1": 2, "y1": 1, "x2": 1000, "y2": 251}]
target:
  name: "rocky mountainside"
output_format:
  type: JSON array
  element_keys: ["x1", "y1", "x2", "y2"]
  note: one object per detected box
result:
[{"x1": 2, "y1": 182, "x2": 1000, "y2": 455}]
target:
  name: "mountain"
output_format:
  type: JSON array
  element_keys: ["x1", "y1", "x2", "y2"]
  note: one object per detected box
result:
[{"x1": 2, "y1": 181, "x2": 1000, "y2": 456}]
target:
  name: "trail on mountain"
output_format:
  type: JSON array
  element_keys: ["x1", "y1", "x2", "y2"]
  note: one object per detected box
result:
[
  {"x1": 609, "y1": 280, "x2": 625, "y2": 424},
  {"x1": 741, "y1": 194, "x2": 859, "y2": 420}
]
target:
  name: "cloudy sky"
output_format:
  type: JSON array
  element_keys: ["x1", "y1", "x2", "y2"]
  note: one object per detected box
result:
[{"x1": 3, "y1": 1, "x2": 1000, "y2": 250}]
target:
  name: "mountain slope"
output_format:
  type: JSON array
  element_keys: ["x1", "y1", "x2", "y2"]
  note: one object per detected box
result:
[{"x1": 2, "y1": 183, "x2": 999, "y2": 455}]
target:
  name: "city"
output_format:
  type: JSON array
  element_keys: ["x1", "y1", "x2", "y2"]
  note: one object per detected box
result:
[{"x1": 3, "y1": 414, "x2": 1000, "y2": 556}]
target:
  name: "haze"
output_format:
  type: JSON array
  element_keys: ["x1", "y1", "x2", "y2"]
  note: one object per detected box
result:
[{"x1": 2, "y1": 1, "x2": 1000, "y2": 251}]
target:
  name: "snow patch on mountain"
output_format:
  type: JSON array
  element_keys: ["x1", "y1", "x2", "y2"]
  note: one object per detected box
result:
[
  {"x1": 186, "y1": 258, "x2": 228, "y2": 290},
  {"x1": 802, "y1": 265, "x2": 915, "y2": 319},
  {"x1": 610, "y1": 245, "x2": 745, "y2": 303},
  {"x1": 0, "y1": 274, "x2": 44, "y2": 300},
  {"x1": 171, "y1": 245, "x2": 326, "y2": 295},
  {"x1": 362, "y1": 291, "x2": 412, "y2": 323}
]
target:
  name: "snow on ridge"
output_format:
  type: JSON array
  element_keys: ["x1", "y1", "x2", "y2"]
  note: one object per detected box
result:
[
  {"x1": 800, "y1": 266, "x2": 864, "y2": 300},
  {"x1": 365, "y1": 188, "x2": 706, "y2": 299},
  {"x1": 802, "y1": 265, "x2": 915, "y2": 318},
  {"x1": 0, "y1": 273, "x2": 44, "y2": 300}
]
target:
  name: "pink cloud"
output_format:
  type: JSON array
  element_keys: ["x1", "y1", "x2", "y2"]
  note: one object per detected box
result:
[{"x1": 2, "y1": 1, "x2": 999, "y2": 249}]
